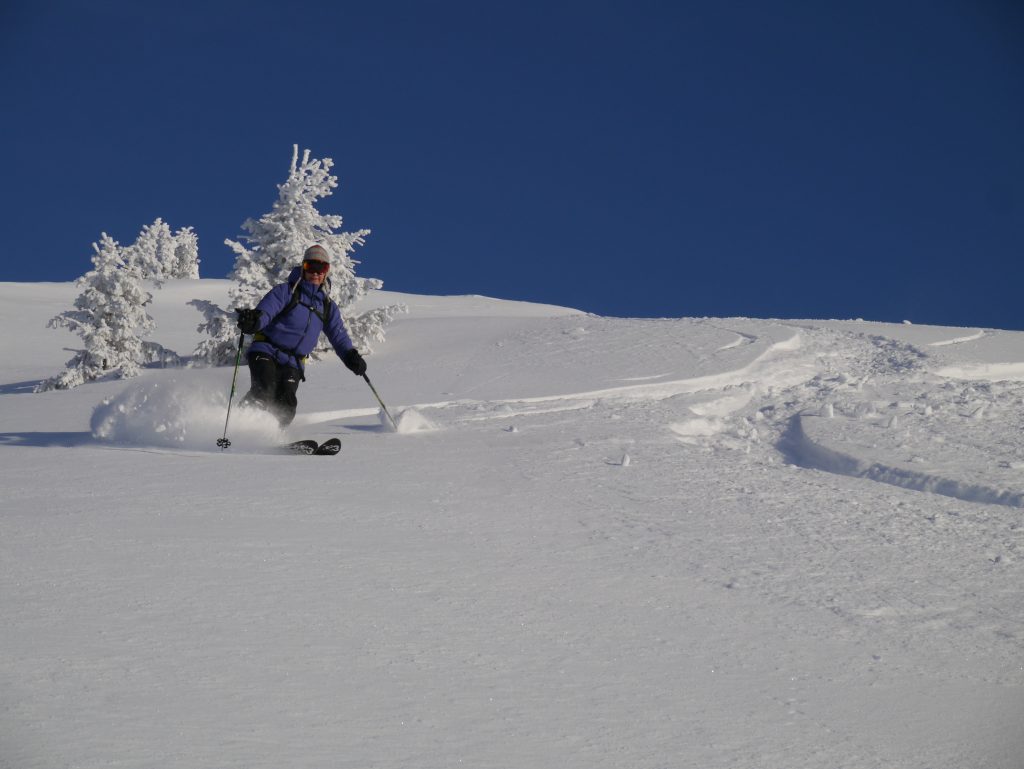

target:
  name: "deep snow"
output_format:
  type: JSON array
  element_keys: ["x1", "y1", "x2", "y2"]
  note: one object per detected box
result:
[{"x1": 1, "y1": 280, "x2": 1022, "y2": 768}]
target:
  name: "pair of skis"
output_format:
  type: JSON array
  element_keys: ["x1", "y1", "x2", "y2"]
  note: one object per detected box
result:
[{"x1": 282, "y1": 438, "x2": 341, "y2": 456}]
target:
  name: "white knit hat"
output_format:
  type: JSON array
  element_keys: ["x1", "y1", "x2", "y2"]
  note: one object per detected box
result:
[{"x1": 303, "y1": 244, "x2": 330, "y2": 264}]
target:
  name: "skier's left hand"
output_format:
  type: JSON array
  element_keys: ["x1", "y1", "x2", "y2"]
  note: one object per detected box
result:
[
  {"x1": 343, "y1": 348, "x2": 367, "y2": 376},
  {"x1": 236, "y1": 308, "x2": 262, "y2": 334}
]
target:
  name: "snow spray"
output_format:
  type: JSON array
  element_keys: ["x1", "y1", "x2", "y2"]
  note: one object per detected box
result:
[
  {"x1": 380, "y1": 407, "x2": 438, "y2": 434},
  {"x1": 91, "y1": 378, "x2": 282, "y2": 450}
]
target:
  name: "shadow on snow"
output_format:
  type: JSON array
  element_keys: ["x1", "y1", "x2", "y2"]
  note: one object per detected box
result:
[
  {"x1": 0, "y1": 431, "x2": 94, "y2": 448},
  {"x1": 0, "y1": 380, "x2": 44, "y2": 395}
]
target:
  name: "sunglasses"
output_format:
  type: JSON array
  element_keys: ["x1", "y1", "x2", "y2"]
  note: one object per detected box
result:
[{"x1": 302, "y1": 260, "x2": 330, "y2": 274}]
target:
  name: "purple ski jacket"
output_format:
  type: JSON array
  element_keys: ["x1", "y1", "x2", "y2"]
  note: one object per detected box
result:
[{"x1": 248, "y1": 267, "x2": 354, "y2": 372}]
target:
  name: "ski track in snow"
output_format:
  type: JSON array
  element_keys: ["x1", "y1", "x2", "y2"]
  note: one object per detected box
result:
[
  {"x1": 613, "y1": 372, "x2": 672, "y2": 382},
  {"x1": 712, "y1": 325, "x2": 758, "y2": 351},
  {"x1": 303, "y1": 327, "x2": 807, "y2": 427},
  {"x1": 933, "y1": 361, "x2": 1024, "y2": 381},
  {"x1": 783, "y1": 414, "x2": 1024, "y2": 508},
  {"x1": 927, "y1": 329, "x2": 986, "y2": 347}
]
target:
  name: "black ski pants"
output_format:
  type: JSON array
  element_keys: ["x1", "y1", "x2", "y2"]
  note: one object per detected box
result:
[{"x1": 241, "y1": 352, "x2": 302, "y2": 427}]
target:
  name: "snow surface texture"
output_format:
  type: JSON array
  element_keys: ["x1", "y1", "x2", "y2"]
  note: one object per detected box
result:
[{"x1": 1, "y1": 281, "x2": 1023, "y2": 768}]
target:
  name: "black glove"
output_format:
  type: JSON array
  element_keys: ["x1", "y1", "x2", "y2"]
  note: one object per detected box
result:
[
  {"x1": 342, "y1": 348, "x2": 367, "y2": 376},
  {"x1": 236, "y1": 308, "x2": 262, "y2": 334}
]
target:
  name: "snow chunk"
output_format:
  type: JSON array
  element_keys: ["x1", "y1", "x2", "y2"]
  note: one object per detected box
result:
[{"x1": 383, "y1": 407, "x2": 438, "y2": 434}]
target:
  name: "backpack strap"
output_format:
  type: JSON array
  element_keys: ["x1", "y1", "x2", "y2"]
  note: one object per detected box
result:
[
  {"x1": 268, "y1": 277, "x2": 304, "y2": 327},
  {"x1": 269, "y1": 276, "x2": 332, "y2": 325}
]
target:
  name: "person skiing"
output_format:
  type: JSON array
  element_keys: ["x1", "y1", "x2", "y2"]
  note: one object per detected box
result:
[{"x1": 235, "y1": 244, "x2": 366, "y2": 427}]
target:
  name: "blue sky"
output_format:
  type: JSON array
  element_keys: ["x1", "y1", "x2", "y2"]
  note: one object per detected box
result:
[{"x1": 2, "y1": 1, "x2": 1022, "y2": 327}]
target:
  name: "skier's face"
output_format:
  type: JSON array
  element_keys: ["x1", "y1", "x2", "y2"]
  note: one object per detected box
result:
[{"x1": 302, "y1": 260, "x2": 329, "y2": 286}]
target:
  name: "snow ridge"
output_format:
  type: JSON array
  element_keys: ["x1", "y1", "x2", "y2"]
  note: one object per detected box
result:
[{"x1": 782, "y1": 414, "x2": 1024, "y2": 508}]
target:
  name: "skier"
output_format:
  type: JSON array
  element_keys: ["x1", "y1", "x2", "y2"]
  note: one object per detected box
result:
[{"x1": 235, "y1": 244, "x2": 366, "y2": 427}]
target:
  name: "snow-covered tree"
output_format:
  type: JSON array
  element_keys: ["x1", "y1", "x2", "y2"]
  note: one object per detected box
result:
[
  {"x1": 192, "y1": 145, "x2": 405, "y2": 364},
  {"x1": 127, "y1": 218, "x2": 200, "y2": 281},
  {"x1": 168, "y1": 226, "x2": 200, "y2": 279},
  {"x1": 36, "y1": 231, "x2": 185, "y2": 392}
]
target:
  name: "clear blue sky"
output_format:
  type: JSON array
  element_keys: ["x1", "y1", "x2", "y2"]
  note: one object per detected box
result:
[{"x1": 2, "y1": 0, "x2": 1022, "y2": 327}]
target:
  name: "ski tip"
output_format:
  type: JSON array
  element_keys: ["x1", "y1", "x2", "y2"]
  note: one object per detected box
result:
[
  {"x1": 280, "y1": 438, "x2": 340, "y2": 456},
  {"x1": 313, "y1": 438, "x2": 341, "y2": 455}
]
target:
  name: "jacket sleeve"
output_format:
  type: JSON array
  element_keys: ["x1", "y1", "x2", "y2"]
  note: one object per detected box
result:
[
  {"x1": 253, "y1": 283, "x2": 291, "y2": 332},
  {"x1": 324, "y1": 301, "x2": 355, "y2": 357}
]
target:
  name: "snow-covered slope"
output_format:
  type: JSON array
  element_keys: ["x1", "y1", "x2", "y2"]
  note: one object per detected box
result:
[{"x1": 1, "y1": 281, "x2": 1022, "y2": 768}]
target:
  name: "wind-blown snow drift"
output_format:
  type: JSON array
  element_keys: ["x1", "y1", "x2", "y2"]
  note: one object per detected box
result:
[{"x1": 90, "y1": 378, "x2": 282, "y2": 450}]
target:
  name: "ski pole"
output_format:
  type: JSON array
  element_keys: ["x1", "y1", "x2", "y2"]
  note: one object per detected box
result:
[
  {"x1": 217, "y1": 331, "x2": 246, "y2": 449},
  {"x1": 363, "y1": 373, "x2": 398, "y2": 431}
]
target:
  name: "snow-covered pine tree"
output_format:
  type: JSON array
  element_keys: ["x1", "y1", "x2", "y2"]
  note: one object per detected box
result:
[
  {"x1": 127, "y1": 219, "x2": 201, "y2": 281},
  {"x1": 191, "y1": 145, "x2": 405, "y2": 365},
  {"x1": 36, "y1": 234, "x2": 158, "y2": 391},
  {"x1": 168, "y1": 225, "x2": 200, "y2": 279}
]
